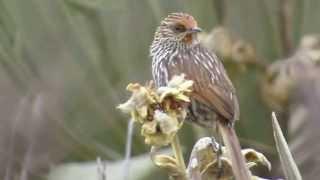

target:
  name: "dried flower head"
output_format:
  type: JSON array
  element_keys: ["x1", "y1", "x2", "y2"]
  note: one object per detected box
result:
[
  {"x1": 117, "y1": 83, "x2": 156, "y2": 123},
  {"x1": 118, "y1": 74, "x2": 193, "y2": 146},
  {"x1": 187, "y1": 137, "x2": 271, "y2": 179},
  {"x1": 141, "y1": 110, "x2": 181, "y2": 146}
]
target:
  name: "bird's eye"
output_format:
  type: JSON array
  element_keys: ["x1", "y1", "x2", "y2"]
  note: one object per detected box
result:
[{"x1": 173, "y1": 24, "x2": 186, "y2": 32}]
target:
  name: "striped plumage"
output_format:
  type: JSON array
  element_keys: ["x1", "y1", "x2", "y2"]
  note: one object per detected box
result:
[
  {"x1": 150, "y1": 12, "x2": 239, "y2": 127},
  {"x1": 150, "y1": 13, "x2": 250, "y2": 179}
]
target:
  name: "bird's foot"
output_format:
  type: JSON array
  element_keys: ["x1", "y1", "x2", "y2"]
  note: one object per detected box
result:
[
  {"x1": 210, "y1": 137, "x2": 223, "y2": 179},
  {"x1": 216, "y1": 142, "x2": 224, "y2": 178}
]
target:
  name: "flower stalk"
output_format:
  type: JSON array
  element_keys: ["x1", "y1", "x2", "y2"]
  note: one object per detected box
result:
[{"x1": 171, "y1": 135, "x2": 186, "y2": 171}]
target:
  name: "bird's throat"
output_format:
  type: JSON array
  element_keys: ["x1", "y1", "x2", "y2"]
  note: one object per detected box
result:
[{"x1": 182, "y1": 33, "x2": 193, "y2": 44}]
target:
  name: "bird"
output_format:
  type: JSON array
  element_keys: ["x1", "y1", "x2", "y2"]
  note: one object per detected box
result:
[{"x1": 150, "y1": 12, "x2": 249, "y2": 179}]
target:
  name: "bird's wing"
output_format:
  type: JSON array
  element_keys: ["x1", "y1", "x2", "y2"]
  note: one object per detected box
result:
[{"x1": 166, "y1": 45, "x2": 239, "y2": 121}]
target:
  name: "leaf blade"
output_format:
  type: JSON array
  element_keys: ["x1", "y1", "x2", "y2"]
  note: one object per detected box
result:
[{"x1": 272, "y1": 112, "x2": 302, "y2": 180}]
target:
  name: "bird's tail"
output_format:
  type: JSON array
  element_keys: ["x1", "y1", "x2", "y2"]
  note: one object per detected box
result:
[{"x1": 217, "y1": 121, "x2": 250, "y2": 180}]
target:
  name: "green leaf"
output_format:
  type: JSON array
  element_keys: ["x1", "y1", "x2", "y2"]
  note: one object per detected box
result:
[{"x1": 271, "y1": 112, "x2": 302, "y2": 180}]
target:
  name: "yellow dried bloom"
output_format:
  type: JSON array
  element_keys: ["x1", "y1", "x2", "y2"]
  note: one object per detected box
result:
[
  {"x1": 242, "y1": 148, "x2": 272, "y2": 171},
  {"x1": 141, "y1": 110, "x2": 180, "y2": 146},
  {"x1": 117, "y1": 83, "x2": 156, "y2": 123},
  {"x1": 118, "y1": 74, "x2": 193, "y2": 146},
  {"x1": 157, "y1": 74, "x2": 193, "y2": 102}
]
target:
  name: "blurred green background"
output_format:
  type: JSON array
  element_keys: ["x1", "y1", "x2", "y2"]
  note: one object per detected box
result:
[{"x1": 1, "y1": 0, "x2": 320, "y2": 179}]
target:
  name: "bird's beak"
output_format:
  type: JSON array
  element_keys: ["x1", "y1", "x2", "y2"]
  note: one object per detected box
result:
[{"x1": 188, "y1": 27, "x2": 202, "y2": 33}]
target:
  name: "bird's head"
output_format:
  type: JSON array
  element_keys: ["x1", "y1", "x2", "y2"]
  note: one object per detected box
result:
[{"x1": 154, "y1": 13, "x2": 202, "y2": 45}]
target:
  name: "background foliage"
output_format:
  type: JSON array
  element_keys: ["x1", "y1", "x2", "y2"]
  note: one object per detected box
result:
[{"x1": 0, "y1": 0, "x2": 319, "y2": 179}]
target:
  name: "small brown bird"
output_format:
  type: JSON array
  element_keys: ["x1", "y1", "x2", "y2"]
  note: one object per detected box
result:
[{"x1": 150, "y1": 12, "x2": 249, "y2": 179}]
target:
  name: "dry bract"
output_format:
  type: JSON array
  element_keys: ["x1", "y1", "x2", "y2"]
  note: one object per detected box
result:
[
  {"x1": 187, "y1": 137, "x2": 271, "y2": 180},
  {"x1": 118, "y1": 74, "x2": 193, "y2": 146}
]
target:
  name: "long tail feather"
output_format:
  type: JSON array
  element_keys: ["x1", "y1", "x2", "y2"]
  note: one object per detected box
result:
[{"x1": 218, "y1": 122, "x2": 250, "y2": 180}]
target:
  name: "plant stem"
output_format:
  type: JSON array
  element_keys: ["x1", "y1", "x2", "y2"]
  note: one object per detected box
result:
[
  {"x1": 213, "y1": 0, "x2": 227, "y2": 26},
  {"x1": 279, "y1": 0, "x2": 294, "y2": 56},
  {"x1": 171, "y1": 135, "x2": 186, "y2": 171}
]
